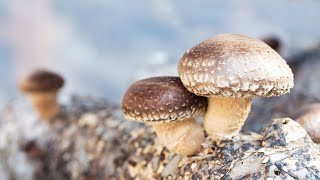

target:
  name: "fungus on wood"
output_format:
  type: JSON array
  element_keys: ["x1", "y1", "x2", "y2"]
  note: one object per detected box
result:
[
  {"x1": 18, "y1": 69, "x2": 64, "y2": 120},
  {"x1": 178, "y1": 34, "x2": 294, "y2": 140},
  {"x1": 122, "y1": 76, "x2": 207, "y2": 155}
]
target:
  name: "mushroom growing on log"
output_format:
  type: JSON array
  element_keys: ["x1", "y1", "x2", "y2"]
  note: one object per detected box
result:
[
  {"x1": 18, "y1": 69, "x2": 64, "y2": 120},
  {"x1": 178, "y1": 34, "x2": 294, "y2": 140},
  {"x1": 122, "y1": 76, "x2": 207, "y2": 155}
]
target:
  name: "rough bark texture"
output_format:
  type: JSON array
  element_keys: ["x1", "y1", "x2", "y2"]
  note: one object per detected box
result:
[
  {"x1": 1, "y1": 96, "x2": 320, "y2": 180},
  {"x1": 112, "y1": 118, "x2": 320, "y2": 179}
]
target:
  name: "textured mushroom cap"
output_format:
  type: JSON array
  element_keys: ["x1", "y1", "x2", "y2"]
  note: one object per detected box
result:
[
  {"x1": 122, "y1": 76, "x2": 207, "y2": 123},
  {"x1": 178, "y1": 34, "x2": 294, "y2": 98},
  {"x1": 18, "y1": 70, "x2": 64, "y2": 92}
]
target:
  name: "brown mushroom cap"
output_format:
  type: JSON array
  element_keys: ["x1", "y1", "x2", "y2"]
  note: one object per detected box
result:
[
  {"x1": 122, "y1": 76, "x2": 207, "y2": 123},
  {"x1": 178, "y1": 34, "x2": 294, "y2": 98},
  {"x1": 18, "y1": 70, "x2": 64, "y2": 93}
]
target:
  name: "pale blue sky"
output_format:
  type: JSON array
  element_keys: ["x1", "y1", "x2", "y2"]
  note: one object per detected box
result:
[{"x1": 0, "y1": 0, "x2": 320, "y2": 104}]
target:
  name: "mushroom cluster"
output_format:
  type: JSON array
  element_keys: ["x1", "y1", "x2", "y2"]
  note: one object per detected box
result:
[
  {"x1": 18, "y1": 69, "x2": 64, "y2": 120},
  {"x1": 122, "y1": 33, "x2": 294, "y2": 155}
]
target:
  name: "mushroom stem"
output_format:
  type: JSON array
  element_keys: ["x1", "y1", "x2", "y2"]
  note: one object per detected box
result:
[
  {"x1": 28, "y1": 91, "x2": 60, "y2": 120},
  {"x1": 152, "y1": 118, "x2": 204, "y2": 156},
  {"x1": 204, "y1": 97, "x2": 252, "y2": 140}
]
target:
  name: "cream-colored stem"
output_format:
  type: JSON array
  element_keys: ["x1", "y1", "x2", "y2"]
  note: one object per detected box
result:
[
  {"x1": 204, "y1": 97, "x2": 252, "y2": 140},
  {"x1": 29, "y1": 91, "x2": 60, "y2": 120},
  {"x1": 152, "y1": 118, "x2": 204, "y2": 156}
]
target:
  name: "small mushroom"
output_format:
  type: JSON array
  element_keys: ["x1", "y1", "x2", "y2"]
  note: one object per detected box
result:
[
  {"x1": 122, "y1": 76, "x2": 206, "y2": 156},
  {"x1": 21, "y1": 140, "x2": 45, "y2": 159},
  {"x1": 292, "y1": 103, "x2": 320, "y2": 143},
  {"x1": 262, "y1": 36, "x2": 281, "y2": 53},
  {"x1": 178, "y1": 34, "x2": 294, "y2": 140},
  {"x1": 18, "y1": 69, "x2": 64, "y2": 120}
]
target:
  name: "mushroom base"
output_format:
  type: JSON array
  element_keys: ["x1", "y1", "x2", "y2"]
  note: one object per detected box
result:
[
  {"x1": 28, "y1": 91, "x2": 60, "y2": 120},
  {"x1": 152, "y1": 118, "x2": 204, "y2": 156},
  {"x1": 205, "y1": 97, "x2": 252, "y2": 140}
]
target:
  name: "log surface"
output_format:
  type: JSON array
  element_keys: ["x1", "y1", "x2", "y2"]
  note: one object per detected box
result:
[{"x1": 1, "y1": 96, "x2": 320, "y2": 180}]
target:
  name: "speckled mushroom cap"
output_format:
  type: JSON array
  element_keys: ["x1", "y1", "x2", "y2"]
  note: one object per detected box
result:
[
  {"x1": 178, "y1": 34, "x2": 294, "y2": 98},
  {"x1": 122, "y1": 76, "x2": 207, "y2": 123},
  {"x1": 18, "y1": 70, "x2": 64, "y2": 93}
]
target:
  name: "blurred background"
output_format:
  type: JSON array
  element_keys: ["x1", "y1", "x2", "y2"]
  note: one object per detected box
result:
[
  {"x1": 0, "y1": 1, "x2": 320, "y2": 179},
  {"x1": 0, "y1": 0, "x2": 320, "y2": 106}
]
